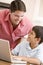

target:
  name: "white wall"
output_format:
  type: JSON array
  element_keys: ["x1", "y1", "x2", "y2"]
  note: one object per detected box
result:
[
  {"x1": 39, "y1": 0, "x2": 43, "y2": 17},
  {"x1": 22, "y1": 0, "x2": 36, "y2": 20},
  {"x1": 32, "y1": 0, "x2": 43, "y2": 26}
]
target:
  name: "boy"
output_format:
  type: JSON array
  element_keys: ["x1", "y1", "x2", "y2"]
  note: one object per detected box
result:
[{"x1": 12, "y1": 26, "x2": 43, "y2": 65}]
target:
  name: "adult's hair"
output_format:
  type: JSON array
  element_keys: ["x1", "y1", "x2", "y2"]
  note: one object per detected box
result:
[
  {"x1": 32, "y1": 26, "x2": 43, "y2": 44},
  {"x1": 10, "y1": 0, "x2": 26, "y2": 12}
]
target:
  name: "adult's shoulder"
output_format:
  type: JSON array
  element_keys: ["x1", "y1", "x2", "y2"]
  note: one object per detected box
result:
[
  {"x1": 0, "y1": 9, "x2": 10, "y2": 24},
  {"x1": 0, "y1": 9, "x2": 10, "y2": 14},
  {"x1": 0, "y1": 9, "x2": 10, "y2": 18},
  {"x1": 21, "y1": 16, "x2": 33, "y2": 32},
  {"x1": 22, "y1": 16, "x2": 33, "y2": 26},
  {"x1": 0, "y1": 9, "x2": 10, "y2": 17}
]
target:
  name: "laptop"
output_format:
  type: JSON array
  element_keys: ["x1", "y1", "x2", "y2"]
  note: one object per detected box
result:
[{"x1": 0, "y1": 39, "x2": 27, "y2": 64}]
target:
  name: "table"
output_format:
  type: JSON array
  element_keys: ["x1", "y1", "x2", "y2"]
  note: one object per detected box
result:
[{"x1": 0, "y1": 60, "x2": 29, "y2": 65}]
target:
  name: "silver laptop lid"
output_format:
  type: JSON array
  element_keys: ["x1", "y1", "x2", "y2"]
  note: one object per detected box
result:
[{"x1": 0, "y1": 39, "x2": 11, "y2": 62}]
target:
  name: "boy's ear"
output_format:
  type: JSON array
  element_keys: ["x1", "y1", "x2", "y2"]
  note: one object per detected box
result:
[{"x1": 37, "y1": 38, "x2": 41, "y2": 42}]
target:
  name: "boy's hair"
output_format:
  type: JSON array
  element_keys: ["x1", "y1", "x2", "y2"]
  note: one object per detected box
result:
[
  {"x1": 10, "y1": 0, "x2": 26, "y2": 12},
  {"x1": 32, "y1": 26, "x2": 43, "y2": 44}
]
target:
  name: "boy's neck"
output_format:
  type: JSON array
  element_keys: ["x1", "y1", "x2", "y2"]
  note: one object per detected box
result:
[
  {"x1": 29, "y1": 42, "x2": 38, "y2": 49},
  {"x1": 27, "y1": 38, "x2": 39, "y2": 49}
]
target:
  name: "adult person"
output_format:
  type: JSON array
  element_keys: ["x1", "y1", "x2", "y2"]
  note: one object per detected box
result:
[
  {"x1": 0, "y1": 0, "x2": 33, "y2": 50},
  {"x1": 12, "y1": 26, "x2": 43, "y2": 65}
]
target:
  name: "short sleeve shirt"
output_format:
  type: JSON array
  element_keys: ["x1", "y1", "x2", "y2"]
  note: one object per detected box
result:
[{"x1": 12, "y1": 38, "x2": 43, "y2": 63}]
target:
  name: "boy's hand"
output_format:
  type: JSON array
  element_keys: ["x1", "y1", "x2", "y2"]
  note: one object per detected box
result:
[{"x1": 12, "y1": 54, "x2": 27, "y2": 61}]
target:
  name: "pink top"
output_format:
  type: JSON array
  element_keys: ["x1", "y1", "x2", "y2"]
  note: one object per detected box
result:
[{"x1": 0, "y1": 9, "x2": 33, "y2": 50}]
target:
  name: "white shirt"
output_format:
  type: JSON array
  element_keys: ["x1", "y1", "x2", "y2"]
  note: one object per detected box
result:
[{"x1": 12, "y1": 38, "x2": 43, "y2": 63}]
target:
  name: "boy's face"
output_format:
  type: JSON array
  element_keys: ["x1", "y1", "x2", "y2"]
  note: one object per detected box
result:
[
  {"x1": 27, "y1": 30, "x2": 40, "y2": 44},
  {"x1": 10, "y1": 10, "x2": 25, "y2": 25}
]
